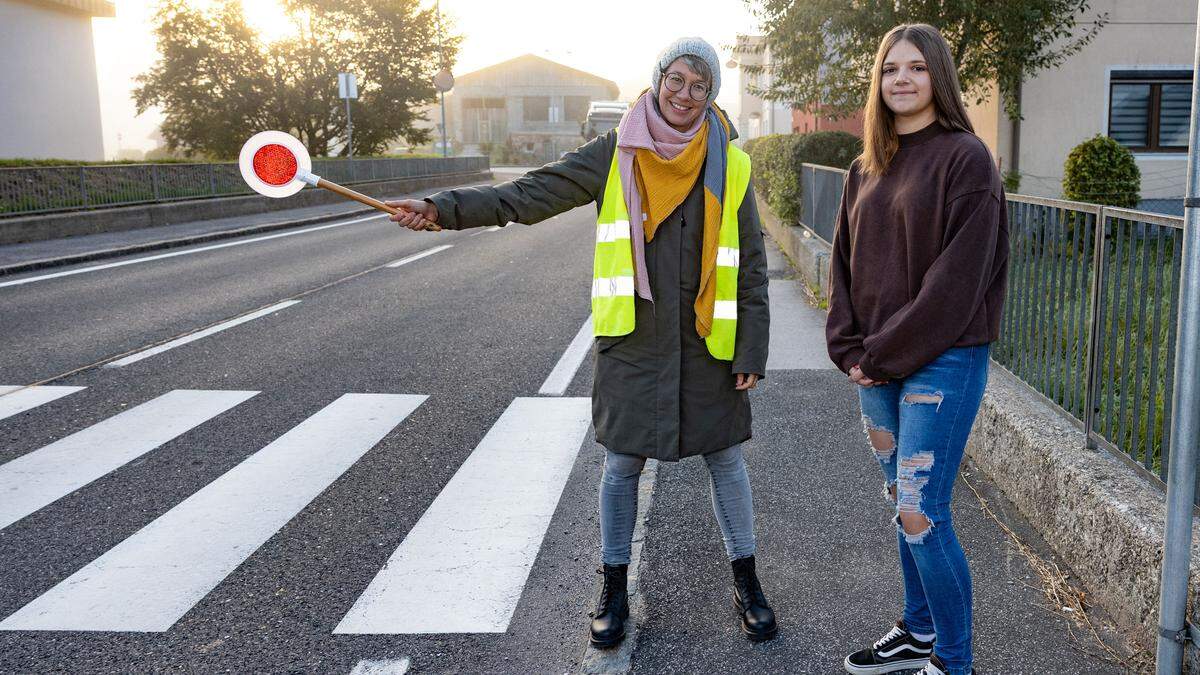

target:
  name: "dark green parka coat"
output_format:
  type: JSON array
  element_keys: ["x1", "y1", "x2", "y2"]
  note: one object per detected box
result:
[{"x1": 427, "y1": 129, "x2": 769, "y2": 461}]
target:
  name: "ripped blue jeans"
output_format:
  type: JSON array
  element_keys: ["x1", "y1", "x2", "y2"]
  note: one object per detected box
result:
[{"x1": 858, "y1": 345, "x2": 990, "y2": 675}]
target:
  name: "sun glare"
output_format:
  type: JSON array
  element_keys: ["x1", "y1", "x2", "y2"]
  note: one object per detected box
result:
[
  {"x1": 239, "y1": 0, "x2": 295, "y2": 43},
  {"x1": 187, "y1": 0, "x2": 295, "y2": 42}
]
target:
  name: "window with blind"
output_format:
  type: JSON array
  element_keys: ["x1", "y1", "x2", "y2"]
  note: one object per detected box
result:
[{"x1": 1108, "y1": 70, "x2": 1190, "y2": 153}]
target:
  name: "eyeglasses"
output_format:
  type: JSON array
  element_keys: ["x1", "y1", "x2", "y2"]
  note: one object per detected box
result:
[{"x1": 661, "y1": 71, "x2": 710, "y2": 102}]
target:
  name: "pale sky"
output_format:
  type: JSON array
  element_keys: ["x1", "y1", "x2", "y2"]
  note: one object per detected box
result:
[{"x1": 92, "y1": 0, "x2": 761, "y2": 157}]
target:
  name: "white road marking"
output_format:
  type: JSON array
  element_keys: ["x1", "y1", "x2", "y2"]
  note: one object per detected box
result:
[
  {"x1": 0, "y1": 386, "x2": 86, "y2": 422},
  {"x1": 385, "y1": 245, "x2": 453, "y2": 268},
  {"x1": 766, "y1": 280, "x2": 837, "y2": 370},
  {"x1": 0, "y1": 389, "x2": 258, "y2": 530},
  {"x1": 468, "y1": 226, "x2": 503, "y2": 237},
  {"x1": 0, "y1": 213, "x2": 387, "y2": 289},
  {"x1": 334, "y1": 396, "x2": 592, "y2": 634},
  {"x1": 538, "y1": 315, "x2": 593, "y2": 396},
  {"x1": 0, "y1": 393, "x2": 425, "y2": 632},
  {"x1": 104, "y1": 301, "x2": 301, "y2": 368},
  {"x1": 349, "y1": 658, "x2": 411, "y2": 675}
]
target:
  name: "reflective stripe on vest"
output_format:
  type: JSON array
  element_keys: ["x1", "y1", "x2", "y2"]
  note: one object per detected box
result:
[
  {"x1": 591, "y1": 151, "x2": 636, "y2": 338},
  {"x1": 591, "y1": 145, "x2": 752, "y2": 362}
]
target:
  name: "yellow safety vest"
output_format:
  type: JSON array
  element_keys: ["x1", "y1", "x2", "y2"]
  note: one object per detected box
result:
[{"x1": 591, "y1": 145, "x2": 751, "y2": 361}]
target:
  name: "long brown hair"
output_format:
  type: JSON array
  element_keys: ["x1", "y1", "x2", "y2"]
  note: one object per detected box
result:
[{"x1": 858, "y1": 24, "x2": 975, "y2": 176}]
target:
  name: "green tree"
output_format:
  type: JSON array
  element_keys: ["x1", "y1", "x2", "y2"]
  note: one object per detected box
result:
[
  {"x1": 745, "y1": 0, "x2": 1107, "y2": 120},
  {"x1": 134, "y1": 0, "x2": 457, "y2": 159}
]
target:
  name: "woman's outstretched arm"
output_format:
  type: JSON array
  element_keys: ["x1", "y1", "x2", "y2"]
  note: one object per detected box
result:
[{"x1": 392, "y1": 131, "x2": 617, "y2": 231}]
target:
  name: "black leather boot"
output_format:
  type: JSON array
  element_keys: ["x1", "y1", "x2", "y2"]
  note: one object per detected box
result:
[
  {"x1": 588, "y1": 563, "x2": 629, "y2": 648},
  {"x1": 588, "y1": 562, "x2": 633, "y2": 648},
  {"x1": 732, "y1": 555, "x2": 777, "y2": 642}
]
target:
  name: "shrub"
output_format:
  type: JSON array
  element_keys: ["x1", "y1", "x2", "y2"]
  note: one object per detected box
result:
[
  {"x1": 747, "y1": 134, "x2": 799, "y2": 221},
  {"x1": 1003, "y1": 169, "x2": 1021, "y2": 194},
  {"x1": 791, "y1": 131, "x2": 861, "y2": 171},
  {"x1": 746, "y1": 130, "x2": 862, "y2": 223},
  {"x1": 1062, "y1": 135, "x2": 1141, "y2": 208}
]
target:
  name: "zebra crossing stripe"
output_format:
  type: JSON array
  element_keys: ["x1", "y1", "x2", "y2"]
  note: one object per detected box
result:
[
  {"x1": 0, "y1": 385, "x2": 86, "y2": 422},
  {"x1": 0, "y1": 393, "x2": 425, "y2": 632},
  {"x1": 334, "y1": 396, "x2": 591, "y2": 634},
  {"x1": 0, "y1": 389, "x2": 258, "y2": 531},
  {"x1": 349, "y1": 658, "x2": 411, "y2": 675}
]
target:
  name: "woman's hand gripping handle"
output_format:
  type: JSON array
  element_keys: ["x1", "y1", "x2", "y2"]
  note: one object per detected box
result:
[{"x1": 385, "y1": 199, "x2": 441, "y2": 231}]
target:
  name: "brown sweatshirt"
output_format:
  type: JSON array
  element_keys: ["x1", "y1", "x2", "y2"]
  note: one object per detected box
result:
[{"x1": 826, "y1": 121, "x2": 1009, "y2": 381}]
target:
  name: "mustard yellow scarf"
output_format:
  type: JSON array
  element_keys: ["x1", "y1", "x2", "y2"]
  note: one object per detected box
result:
[{"x1": 632, "y1": 110, "x2": 730, "y2": 338}]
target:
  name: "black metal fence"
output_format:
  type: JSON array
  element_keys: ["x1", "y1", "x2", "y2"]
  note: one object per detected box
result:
[
  {"x1": 798, "y1": 163, "x2": 848, "y2": 244},
  {"x1": 801, "y1": 164, "x2": 1188, "y2": 495},
  {"x1": 0, "y1": 156, "x2": 490, "y2": 218}
]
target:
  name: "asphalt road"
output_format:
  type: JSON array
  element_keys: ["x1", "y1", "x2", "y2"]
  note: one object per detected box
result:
[
  {"x1": 0, "y1": 183, "x2": 1132, "y2": 674},
  {"x1": 0, "y1": 195, "x2": 607, "y2": 673}
]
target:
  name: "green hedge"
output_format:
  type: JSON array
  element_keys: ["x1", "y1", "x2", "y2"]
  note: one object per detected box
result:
[
  {"x1": 746, "y1": 131, "x2": 861, "y2": 223},
  {"x1": 747, "y1": 135, "x2": 794, "y2": 220}
]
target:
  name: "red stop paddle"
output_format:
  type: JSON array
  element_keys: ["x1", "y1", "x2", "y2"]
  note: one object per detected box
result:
[{"x1": 238, "y1": 131, "x2": 440, "y2": 230}]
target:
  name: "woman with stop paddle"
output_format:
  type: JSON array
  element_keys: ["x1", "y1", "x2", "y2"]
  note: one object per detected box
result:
[
  {"x1": 388, "y1": 37, "x2": 775, "y2": 647},
  {"x1": 828, "y1": 24, "x2": 1008, "y2": 675}
]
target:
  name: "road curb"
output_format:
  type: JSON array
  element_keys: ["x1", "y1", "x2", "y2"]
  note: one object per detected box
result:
[
  {"x1": 579, "y1": 458, "x2": 660, "y2": 674},
  {"x1": 0, "y1": 176, "x2": 493, "y2": 278},
  {"x1": 0, "y1": 207, "x2": 377, "y2": 277},
  {"x1": 967, "y1": 365, "x2": 1200, "y2": 654}
]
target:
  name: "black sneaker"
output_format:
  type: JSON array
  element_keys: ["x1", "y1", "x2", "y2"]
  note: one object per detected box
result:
[{"x1": 843, "y1": 620, "x2": 934, "y2": 674}]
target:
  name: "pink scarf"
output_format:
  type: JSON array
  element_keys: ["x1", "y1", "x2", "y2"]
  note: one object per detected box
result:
[{"x1": 616, "y1": 90, "x2": 705, "y2": 301}]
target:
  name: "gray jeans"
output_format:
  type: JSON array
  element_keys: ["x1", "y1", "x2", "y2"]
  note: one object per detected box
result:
[{"x1": 599, "y1": 443, "x2": 756, "y2": 565}]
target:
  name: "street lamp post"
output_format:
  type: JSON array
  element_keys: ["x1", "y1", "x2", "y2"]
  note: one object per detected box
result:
[
  {"x1": 1155, "y1": 2, "x2": 1200, "y2": 672},
  {"x1": 433, "y1": 0, "x2": 453, "y2": 158}
]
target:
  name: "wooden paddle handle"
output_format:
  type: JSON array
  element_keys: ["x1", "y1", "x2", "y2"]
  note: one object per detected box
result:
[{"x1": 315, "y1": 178, "x2": 442, "y2": 231}]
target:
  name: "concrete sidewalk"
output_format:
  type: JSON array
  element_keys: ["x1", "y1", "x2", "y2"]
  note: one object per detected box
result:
[
  {"x1": 0, "y1": 177, "x2": 498, "y2": 275},
  {"x1": 615, "y1": 235, "x2": 1133, "y2": 674}
]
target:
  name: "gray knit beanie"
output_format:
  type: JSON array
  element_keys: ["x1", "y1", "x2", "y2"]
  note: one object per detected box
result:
[{"x1": 651, "y1": 37, "x2": 721, "y2": 103}]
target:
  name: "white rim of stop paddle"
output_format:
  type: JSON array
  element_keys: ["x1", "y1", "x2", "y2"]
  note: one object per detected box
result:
[{"x1": 238, "y1": 130, "x2": 313, "y2": 198}]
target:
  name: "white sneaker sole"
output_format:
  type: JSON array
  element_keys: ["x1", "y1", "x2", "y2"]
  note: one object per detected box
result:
[{"x1": 843, "y1": 655, "x2": 931, "y2": 675}]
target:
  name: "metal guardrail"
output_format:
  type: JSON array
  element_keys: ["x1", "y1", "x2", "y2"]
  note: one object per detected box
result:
[
  {"x1": 995, "y1": 196, "x2": 1186, "y2": 491},
  {"x1": 0, "y1": 156, "x2": 490, "y2": 218},
  {"x1": 801, "y1": 163, "x2": 1189, "y2": 497},
  {"x1": 798, "y1": 163, "x2": 848, "y2": 245}
]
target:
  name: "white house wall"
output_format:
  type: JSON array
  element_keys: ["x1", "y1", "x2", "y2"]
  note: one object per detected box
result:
[
  {"x1": 1016, "y1": 0, "x2": 1195, "y2": 200},
  {"x1": 733, "y1": 35, "x2": 792, "y2": 142},
  {"x1": 0, "y1": 0, "x2": 106, "y2": 160}
]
